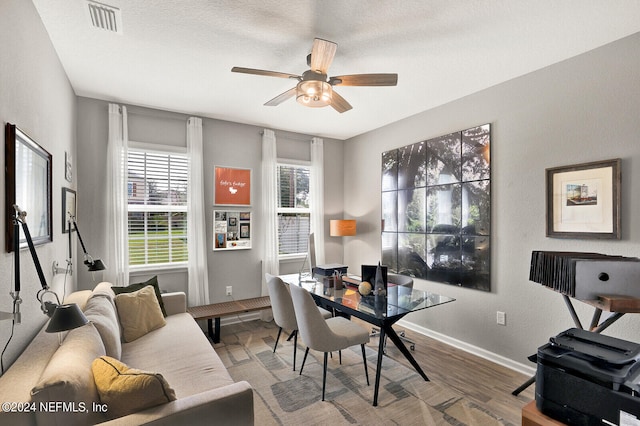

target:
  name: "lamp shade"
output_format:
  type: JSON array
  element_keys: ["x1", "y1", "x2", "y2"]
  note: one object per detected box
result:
[
  {"x1": 45, "y1": 303, "x2": 89, "y2": 333},
  {"x1": 330, "y1": 220, "x2": 356, "y2": 237},
  {"x1": 87, "y1": 258, "x2": 106, "y2": 271}
]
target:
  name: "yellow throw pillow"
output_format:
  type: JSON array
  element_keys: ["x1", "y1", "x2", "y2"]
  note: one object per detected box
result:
[
  {"x1": 92, "y1": 356, "x2": 176, "y2": 419},
  {"x1": 114, "y1": 285, "x2": 166, "y2": 342}
]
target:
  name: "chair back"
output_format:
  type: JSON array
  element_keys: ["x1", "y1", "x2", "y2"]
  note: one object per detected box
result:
[
  {"x1": 265, "y1": 273, "x2": 298, "y2": 331},
  {"x1": 388, "y1": 274, "x2": 413, "y2": 289},
  {"x1": 289, "y1": 284, "x2": 336, "y2": 352}
]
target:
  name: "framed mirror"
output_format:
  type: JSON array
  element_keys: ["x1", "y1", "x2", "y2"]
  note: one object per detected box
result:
[{"x1": 5, "y1": 123, "x2": 53, "y2": 252}]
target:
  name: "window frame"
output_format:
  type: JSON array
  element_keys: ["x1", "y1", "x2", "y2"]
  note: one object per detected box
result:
[
  {"x1": 277, "y1": 159, "x2": 311, "y2": 260},
  {"x1": 127, "y1": 141, "x2": 189, "y2": 272}
]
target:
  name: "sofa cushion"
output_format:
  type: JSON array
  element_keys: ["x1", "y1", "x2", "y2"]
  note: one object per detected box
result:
[
  {"x1": 115, "y1": 285, "x2": 166, "y2": 342},
  {"x1": 84, "y1": 295, "x2": 122, "y2": 359},
  {"x1": 92, "y1": 356, "x2": 176, "y2": 419},
  {"x1": 121, "y1": 313, "x2": 235, "y2": 398},
  {"x1": 30, "y1": 322, "x2": 106, "y2": 426},
  {"x1": 112, "y1": 276, "x2": 167, "y2": 316}
]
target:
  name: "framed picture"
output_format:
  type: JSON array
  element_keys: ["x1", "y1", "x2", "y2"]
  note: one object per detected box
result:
[
  {"x1": 546, "y1": 158, "x2": 621, "y2": 239},
  {"x1": 213, "y1": 210, "x2": 251, "y2": 250},
  {"x1": 5, "y1": 123, "x2": 53, "y2": 251},
  {"x1": 240, "y1": 223, "x2": 250, "y2": 239},
  {"x1": 214, "y1": 166, "x2": 251, "y2": 206},
  {"x1": 62, "y1": 187, "x2": 77, "y2": 233}
]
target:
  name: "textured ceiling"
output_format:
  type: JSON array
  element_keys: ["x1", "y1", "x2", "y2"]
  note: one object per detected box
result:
[{"x1": 31, "y1": 0, "x2": 640, "y2": 140}]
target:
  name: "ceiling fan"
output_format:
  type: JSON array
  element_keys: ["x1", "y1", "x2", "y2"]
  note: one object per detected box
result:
[{"x1": 231, "y1": 38, "x2": 398, "y2": 113}]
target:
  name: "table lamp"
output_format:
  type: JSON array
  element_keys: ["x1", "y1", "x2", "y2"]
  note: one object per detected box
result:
[{"x1": 330, "y1": 219, "x2": 356, "y2": 237}]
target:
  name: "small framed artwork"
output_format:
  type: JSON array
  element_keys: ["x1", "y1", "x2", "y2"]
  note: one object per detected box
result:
[
  {"x1": 214, "y1": 166, "x2": 251, "y2": 206},
  {"x1": 62, "y1": 187, "x2": 76, "y2": 233},
  {"x1": 546, "y1": 158, "x2": 621, "y2": 239},
  {"x1": 65, "y1": 151, "x2": 73, "y2": 182},
  {"x1": 240, "y1": 223, "x2": 250, "y2": 239}
]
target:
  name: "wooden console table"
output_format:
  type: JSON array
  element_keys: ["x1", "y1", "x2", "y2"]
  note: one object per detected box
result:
[
  {"x1": 188, "y1": 296, "x2": 271, "y2": 343},
  {"x1": 522, "y1": 401, "x2": 565, "y2": 426}
]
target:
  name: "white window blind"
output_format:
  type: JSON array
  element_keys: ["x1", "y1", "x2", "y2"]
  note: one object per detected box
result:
[
  {"x1": 127, "y1": 149, "x2": 188, "y2": 267},
  {"x1": 277, "y1": 164, "x2": 310, "y2": 256}
]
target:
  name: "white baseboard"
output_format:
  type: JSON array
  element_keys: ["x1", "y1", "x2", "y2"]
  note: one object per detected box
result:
[
  {"x1": 207, "y1": 314, "x2": 536, "y2": 376},
  {"x1": 195, "y1": 311, "x2": 266, "y2": 334},
  {"x1": 220, "y1": 311, "x2": 264, "y2": 326},
  {"x1": 397, "y1": 319, "x2": 537, "y2": 376}
]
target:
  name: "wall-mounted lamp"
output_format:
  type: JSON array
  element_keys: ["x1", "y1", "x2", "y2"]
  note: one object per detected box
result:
[
  {"x1": 330, "y1": 219, "x2": 357, "y2": 237},
  {"x1": 72, "y1": 214, "x2": 106, "y2": 272},
  {"x1": 53, "y1": 214, "x2": 106, "y2": 275},
  {"x1": 1, "y1": 206, "x2": 88, "y2": 333}
]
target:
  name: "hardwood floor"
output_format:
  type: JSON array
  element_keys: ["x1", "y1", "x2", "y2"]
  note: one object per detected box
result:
[
  {"x1": 355, "y1": 319, "x2": 536, "y2": 424},
  {"x1": 221, "y1": 317, "x2": 535, "y2": 424}
]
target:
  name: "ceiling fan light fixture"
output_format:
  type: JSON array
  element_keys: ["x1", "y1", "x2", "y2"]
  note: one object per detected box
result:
[{"x1": 296, "y1": 80, "x2": 332, "y2": 108}]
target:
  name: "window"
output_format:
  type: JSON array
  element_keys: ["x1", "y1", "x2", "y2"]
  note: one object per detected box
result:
[
  {"x1": 127, "y1": 148, "x2": 188, "y2": 267},
  {"x1": 277, "y1": 163, "x2": 310, "y2": 257}
]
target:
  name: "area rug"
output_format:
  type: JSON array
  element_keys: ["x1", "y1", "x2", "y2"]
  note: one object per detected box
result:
[{"x1": 214, "y1": 321, "x2": 515, "y2": 425}]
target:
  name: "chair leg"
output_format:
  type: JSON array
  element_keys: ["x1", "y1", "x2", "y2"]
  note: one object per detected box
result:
[
  {"x1": 292, "y1": 330, "x2": 297, "y2": 371},
  {"x1": 361, "y1": 344, "x2": 370, "y2": 386},
  {"x1": 273, "y1": 327, "x2": 283, "y2": 353},
  {"x1": 322, "y1": 352, "x2": 328, "y2": 401},
  {"x1": 300, "y1": 347, "x2": 309, "y2": 375}
]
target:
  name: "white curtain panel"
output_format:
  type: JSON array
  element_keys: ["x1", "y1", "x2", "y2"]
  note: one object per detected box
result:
[
  {"x1": 186, "y1": 117, "x2": 210, "y2": 306},
  {"x1": 261, "y1": 129, "x2": 279, "y2": 295},
  {"x1": 310, "y1": 137, "x2": 325, "y2": 265},
  {"x1": 106, "y1": 103, "x2": 129, "y2": 287},
  {"x1": 261, "y1": 129, "x2": 278, "y2": 321}
]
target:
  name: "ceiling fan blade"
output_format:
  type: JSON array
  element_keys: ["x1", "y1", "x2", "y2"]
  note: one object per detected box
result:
[
  {"x1": 264, "y1": 87, "x2": 297, "y2": 106},
  {"x1": 310, "y1": 38, "x2": 337, "y2": 74},
  {"x1": 330, "y1": 90, "x2": 352, "y2": 113},
  {"x1": 232, "y1": 67, "x2": 300, "y2": 80},
  {"x1": 329, "y1": 73, "x2": 398, "y2": 86}
]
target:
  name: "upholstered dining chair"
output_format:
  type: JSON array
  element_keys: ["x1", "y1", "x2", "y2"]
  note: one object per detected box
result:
[
  {"x1": 265, "y1": 273, "x2": 332, "y2": 371},
  {"x1": 371, "y1": 273, "x2": 416, "y2": 351},
  {"x1": 289, "y1": 283, "x2": 370, "y2": 401}
]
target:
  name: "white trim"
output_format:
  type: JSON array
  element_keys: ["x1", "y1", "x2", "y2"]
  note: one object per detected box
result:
[
  {"x1": 396, "y1": 319, "x2": 537, "y2": 376},
  {"x1": 194, "y1": 311, "x2": 264, "y2": 334},
  {"x1": 210, "y1": 314, "x2": 537, "y2": 376}
]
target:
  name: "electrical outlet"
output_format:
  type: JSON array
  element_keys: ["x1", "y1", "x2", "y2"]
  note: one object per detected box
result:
[
  {"x1": 226, "y1": 286, "x2": 232, "y2": 296},
  {"x1": 496, "y1": 311, "x2": 506, "y2": 326}
]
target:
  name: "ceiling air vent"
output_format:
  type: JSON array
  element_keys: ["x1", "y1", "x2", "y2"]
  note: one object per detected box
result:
[{"x1": 86, "y1": 0, "x2": 122, "y2": 34}]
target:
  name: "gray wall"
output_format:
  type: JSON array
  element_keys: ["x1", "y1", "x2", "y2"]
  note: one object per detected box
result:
[
  {"x1": 0, "y1": 0, "x2": 78, "y2": 367},
  {"x1": 343, "y1": 32, "x2": 640, "y2": 371},
  {"x1": 75, "y1": 99, "x2": 345, "y2": 302}
]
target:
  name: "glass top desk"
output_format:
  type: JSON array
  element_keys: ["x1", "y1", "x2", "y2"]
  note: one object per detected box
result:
[{"x1": 280, "y1": 274, "x2": 455, "y2": 406}]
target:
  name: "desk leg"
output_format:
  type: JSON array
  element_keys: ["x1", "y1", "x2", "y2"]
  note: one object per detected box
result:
[
  {"x1": 373, "y1": 327, "x2": 386, "y2": 407},
  {"x1": 385, "y1": 326, "x2": 429, "y2": 382}
]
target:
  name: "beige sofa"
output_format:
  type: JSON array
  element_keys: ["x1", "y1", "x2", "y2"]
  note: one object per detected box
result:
[{"x1": 0, "y1": 282, "x2": 254, "y2": 425}]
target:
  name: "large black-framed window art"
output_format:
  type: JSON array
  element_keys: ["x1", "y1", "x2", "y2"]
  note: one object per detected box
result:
[{"x1": 381, "y1": 124, "x2": 491, "y2": 291}]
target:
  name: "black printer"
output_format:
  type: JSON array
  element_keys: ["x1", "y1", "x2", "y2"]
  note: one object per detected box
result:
[{"x1": 536, "y1": 328, "x2": 640, "y2": 425}]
